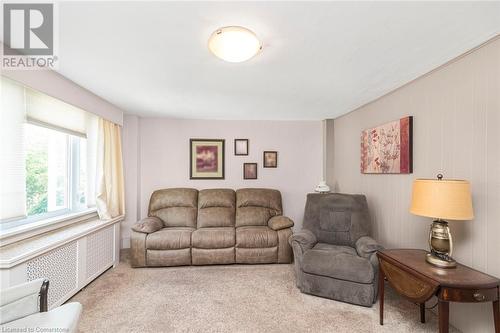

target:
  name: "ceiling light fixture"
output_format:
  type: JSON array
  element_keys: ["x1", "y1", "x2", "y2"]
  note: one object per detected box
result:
[{"x1": 208, "y1": 26, "x2": 262, "y2": 63}]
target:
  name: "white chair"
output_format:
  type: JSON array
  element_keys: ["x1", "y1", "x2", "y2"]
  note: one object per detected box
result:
[{"x1": 0, "y1": 278, "x2": 82, "y2": 333}]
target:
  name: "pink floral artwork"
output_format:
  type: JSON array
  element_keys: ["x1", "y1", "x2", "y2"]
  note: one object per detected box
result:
[
  {"x1": 361, "y1": 116, "x2": 412, "y2": 174},
  {"x1": 196, "y1": 145, "x2": 218, "y2": 172}
]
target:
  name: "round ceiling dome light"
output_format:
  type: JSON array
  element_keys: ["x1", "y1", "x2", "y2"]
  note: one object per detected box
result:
[{"x1": 208, "y1": 26, "x2": 262, "y2": 63}]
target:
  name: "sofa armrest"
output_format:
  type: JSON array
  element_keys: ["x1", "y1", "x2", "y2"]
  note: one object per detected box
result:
[
  {"x1": 355, "y1": 236, "x2": 383, "y2": 259},
  {"x1": 268, "y1": 216, "x2": 294, "y2": 231},
  {"x1": 131, "y1": 217, "x2": 163, "y2": 234},
  {"x1": 288, "y1": 229, "x2": 317, "y2": 251}
]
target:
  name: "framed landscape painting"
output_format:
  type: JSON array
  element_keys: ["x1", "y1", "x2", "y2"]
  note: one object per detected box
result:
[
  {"x1": 190, "y1": 139, "x2": 225, "y2": 179},
  {"x1": 360, "y1": 116, "x2": 413, "y2": 174}
]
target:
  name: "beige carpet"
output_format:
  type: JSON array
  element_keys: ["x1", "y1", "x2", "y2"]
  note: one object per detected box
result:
[{"x1": 70, "y1": 251, "x2": 458, "y2": 333}]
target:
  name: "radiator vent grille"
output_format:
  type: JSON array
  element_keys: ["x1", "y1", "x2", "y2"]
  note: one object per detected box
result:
[
  {"x1": 86, "y1": 226, "x2": 114, "y2": 279},
  {"x1": 27, "y1": 242, "x2": 77, "y2": 307}
]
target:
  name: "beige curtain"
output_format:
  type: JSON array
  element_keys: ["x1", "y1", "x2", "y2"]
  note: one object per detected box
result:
[{"x1": 96, "y1": 118, "x2": 125, "y2": 219}]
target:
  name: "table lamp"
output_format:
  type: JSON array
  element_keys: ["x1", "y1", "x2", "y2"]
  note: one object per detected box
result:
[{"x1": 410, "y1": 174, "x2": 474, "y2": 268}]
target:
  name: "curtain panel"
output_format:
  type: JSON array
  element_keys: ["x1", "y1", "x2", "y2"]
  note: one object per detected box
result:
[{"x1": 95, "y1": 118, "x2": 125, "y2": 220}]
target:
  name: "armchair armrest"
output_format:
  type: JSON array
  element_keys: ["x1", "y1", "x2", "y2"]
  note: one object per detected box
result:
[
  {"x1": 288, "y1": 229, "x2": 317, "y2": 251},
  {"x1": 268, "y1": 216, "x2": 294, "y2": 231},
  {"x1": 355, "y1": 236, "x2": 383, "y2": 259},
  {"x1": 0, "y1": 278, "x2": 48, "y2": 325},
  {"x1": 131, "y1": 216, "x2": 163, "y2": 234}
]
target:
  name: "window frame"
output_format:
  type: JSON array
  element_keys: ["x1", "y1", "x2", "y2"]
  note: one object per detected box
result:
[{"x1": 0, "y1": 122, "x2": 91, "y2": 231}]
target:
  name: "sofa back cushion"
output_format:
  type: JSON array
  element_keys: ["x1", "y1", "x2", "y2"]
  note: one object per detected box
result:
[
  {"x1": 197, "y1": 189, "x2": 235, "y2": 228},
  {"x1": 148, "y1": 188, "x2": 198, "y2": 228},
  {"x1": 236, "y1": 188, "x2": 282, "y2": 227},
  {"x1": 303, "y1": 193, "x2": 371, "y2": 247}
]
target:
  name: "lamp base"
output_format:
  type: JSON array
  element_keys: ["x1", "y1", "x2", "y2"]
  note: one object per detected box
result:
[{"x1": 426, "y1": 252, "x2": 456, "y2": 268}]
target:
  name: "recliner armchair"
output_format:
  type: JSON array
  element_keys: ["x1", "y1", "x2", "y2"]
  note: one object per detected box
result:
[
  {"x1": 289, "y1": 193, "x2": 383, "y2": 307},
  {"x1": 0, "y1": 279, "x2": 82, "y2": 332}
]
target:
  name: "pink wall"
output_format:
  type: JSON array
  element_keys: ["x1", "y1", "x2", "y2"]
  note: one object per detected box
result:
[
  {"x1": 2, "y1": 69, "x2": 123, "y2": 125},
  {"x1": 121, "y1": 116, "x2": 323, "y2": 247}
]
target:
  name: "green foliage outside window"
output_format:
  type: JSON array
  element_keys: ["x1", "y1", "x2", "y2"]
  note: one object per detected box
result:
[{"x1": 26, "y1": 149, "x2": 48, "y2": 215}]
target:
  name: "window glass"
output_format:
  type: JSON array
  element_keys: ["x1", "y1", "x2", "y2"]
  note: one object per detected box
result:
[
  {"x1": 78, "y1": 139, "x2": 87, "y2": 208},
  {"x1": 24, "y1": 123, "x2": 87, "y2": 218}
]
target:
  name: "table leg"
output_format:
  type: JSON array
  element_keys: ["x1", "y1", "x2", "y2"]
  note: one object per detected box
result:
[
  {"x1": 493, "y1": 300, "x2": 499, "y2": 333},
  {"x1": 420, "y1": 303, "x2": 426, "y2": 323},
  {"x1": 438, "y1": 300, "x2": 449, "y2": 333},
  {"x1": 379, "y1": 263, "x2": 385, "y2": 325}
]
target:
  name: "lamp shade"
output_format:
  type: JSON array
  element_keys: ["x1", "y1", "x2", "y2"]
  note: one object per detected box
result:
[
  {"x1": 410, "y1": 178, "x2": 474, "y2": 220},
  {"x1": 208, "y1": 26, "x2": 262, "y2": 63}
]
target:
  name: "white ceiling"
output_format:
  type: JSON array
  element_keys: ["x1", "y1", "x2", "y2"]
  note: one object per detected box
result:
[{"x1": 57, "y1": 1, "x2": 500, "y2": 120}]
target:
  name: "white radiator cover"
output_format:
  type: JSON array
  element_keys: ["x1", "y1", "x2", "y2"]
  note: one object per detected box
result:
[{"x1": 1, "y1": 222, "x2": 120, "y2": 309}]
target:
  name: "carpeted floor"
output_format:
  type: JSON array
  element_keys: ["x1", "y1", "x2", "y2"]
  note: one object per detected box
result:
[{"x1": 69, "y1": 251, "x2": 458, "y2": 333}]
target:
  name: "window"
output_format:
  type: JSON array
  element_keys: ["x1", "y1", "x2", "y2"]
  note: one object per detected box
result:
[
  {"x1": 25, "y1": 123, "x2": 87, "y2": 220},
  {"x1": 1, "y1": 77, "x2": 97, "y2": 231}
]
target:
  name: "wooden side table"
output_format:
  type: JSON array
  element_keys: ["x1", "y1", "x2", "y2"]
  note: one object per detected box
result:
[{"x1": 377, "y1": 249, "x2": 499, "y2": 333}]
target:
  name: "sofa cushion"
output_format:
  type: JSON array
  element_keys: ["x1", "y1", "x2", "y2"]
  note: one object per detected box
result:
[
  {"x1": 302, "y1": 243, "x2": 374, "y2": 284},
  {"x1": 146, "y1": 227, "x2": 194, "y2": 250},
  {"x1": 198, "y1": 189, "x2": 235, "y2": 209},
  {"x1": 235, "y1": 247, "x2": 277, "y2": 264},
  {"x1": 192, "y1": 248, "x2": 235, "y2": 265},
  {"x1": 312, "y1": 243, "x2": 358, "y2": 256},
  {"x1": 192, "y1": 227, "x2": 235, "y2": 248},
  {"x1": 198, "y1": 207, "x2": 235, "y2": 228},
  {"x1": 235, "y1": 189, "x2": 282, "y2": 227},
  {"x1": 149, "y1": 188, "x2": 198, "y2": 210},
  {"x1": 148, "y1": 188, "x2": 198, "y2": 228},
  {"x1": 146, "y1": 249, "x2": 191, "y2": 267},
  {"x1": 197, "y1": 188, "x2": 235, "y2": 228},
  {"x1": 236, "y1": 226, "x2": 278, "y2": 248}
]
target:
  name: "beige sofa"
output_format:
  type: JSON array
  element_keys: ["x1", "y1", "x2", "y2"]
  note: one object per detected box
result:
[{"x1": 130, "y1": 188, "x2": 294, "y2": 267}]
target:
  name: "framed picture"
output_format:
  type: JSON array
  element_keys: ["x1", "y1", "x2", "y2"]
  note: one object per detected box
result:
[
  {"x1": 243, "y1": 163, "x2": 258, "y2": 179},
  {"x1": 234, "y1": 139, "x2": 249, "y2": 156},
  {"x1": 263, "y1": 151, "x2": 278, "y2": 168},
  {"x1": 190, "y1": 139, "x2": 225, "y2": 179},
  {"x1": 360, "y1": 116, "x2": 413, "y2": 174}
]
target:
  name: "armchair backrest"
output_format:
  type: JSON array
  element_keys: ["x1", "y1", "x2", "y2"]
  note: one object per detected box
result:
[
  {"x1": 148, "y1": 188, "x2": 198, "y2": 228},
  {"x1": 197, "y1": 189, "x2": 235, "y2": 228},
  {"x1": 303, "y1": 193, "x2": 371, "y2": 247},
  {"x1": 235, "y1": 188, "x2": 282, "y2": 227}
]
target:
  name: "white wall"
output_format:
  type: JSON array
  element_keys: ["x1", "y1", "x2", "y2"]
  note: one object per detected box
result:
[
  {"x1": 328, "y1": 37, "x2": 500, "y2": 332},
  {"x1": 121, "y1": 115, "x2": 140, "y2": 248},
  {"x1": 121, "y1": 117, "x2": 323, "y2": 248}
]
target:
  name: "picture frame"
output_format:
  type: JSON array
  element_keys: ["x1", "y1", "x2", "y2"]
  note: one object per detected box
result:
[
  {"x1": 243, "y1": 163, "x2": 258, "y2": 179},
  {"x1": 360, "y1": 116, "x2": 413, "y2": 174},
  {"x1": 234, "y1": 139, "x2": 249, "y2": 156},
  {"x1": 190, "y1": 139, "x2": 225, "y2": 179},
  {"x1": 263, "y1": 151, "x2": 278, "y2": 168}
]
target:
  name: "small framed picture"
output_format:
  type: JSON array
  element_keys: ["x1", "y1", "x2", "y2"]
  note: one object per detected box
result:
[
  {"x1": 243, "y1": 163, "x2": 258, "y2": 179},
  {"x1": 190, "y1": 139, "x2": 225, "y2": 179},
  {"x1": 263, "y1": 151, "x2": 278, "y2": 168},
  {"x1": 234, "y1": 139, "x2": 249, "y2": 156}
]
